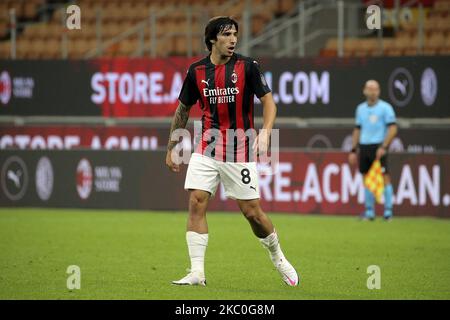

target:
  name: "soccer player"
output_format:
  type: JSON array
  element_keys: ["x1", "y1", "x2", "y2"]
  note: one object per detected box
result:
[
  {"x1": 348, "y1": 80, "x2": 398, "y2": 221},
  {"x1": 165, "y1": 16, "x2": 299, "y2": 286}
]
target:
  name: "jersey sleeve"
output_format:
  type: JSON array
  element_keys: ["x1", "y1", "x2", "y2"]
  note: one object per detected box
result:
[
  {"x1": 355, "y1": 105, "x2": 362, "y2": 128},
  {"x1": 178, "y1": 67, "x2": 200, "y2": 106},
  {"x1": 248, "y1": 60, "x2": 271, "y2": 98},
  {"x1": 384, "y1": 103, "x2": 396, "y2": 125}
]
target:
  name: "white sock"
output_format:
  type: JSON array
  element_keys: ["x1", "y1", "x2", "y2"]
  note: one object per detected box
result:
[
  {"x1": 186, "y1": 231, "x2": 208, "y2": 275},
  {"x1": 259, "y1": 230, "x2": 285, "y2": 264}
]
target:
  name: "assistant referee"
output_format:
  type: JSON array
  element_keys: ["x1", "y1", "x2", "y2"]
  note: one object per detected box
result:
[{"x1": 348, "y1": 80, "x2": 398, "y2": 221}]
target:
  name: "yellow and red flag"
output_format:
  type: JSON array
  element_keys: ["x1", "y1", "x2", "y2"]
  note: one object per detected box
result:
[{"x1": 364, "y1": 160, "x2": 384, "y2": 203}]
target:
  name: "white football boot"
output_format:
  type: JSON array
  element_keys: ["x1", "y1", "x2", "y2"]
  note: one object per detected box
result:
[
  {"x1": 273, "y1": 256, "x2": 299, "y2": 287},
  {"x1": 172, "y1": 270, "x2": 206, "y2": 286}
]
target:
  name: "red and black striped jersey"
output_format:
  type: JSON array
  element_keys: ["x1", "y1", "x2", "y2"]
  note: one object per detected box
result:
[{"x1": 178, "y1": 53, "x2": 271, "y2": 162}]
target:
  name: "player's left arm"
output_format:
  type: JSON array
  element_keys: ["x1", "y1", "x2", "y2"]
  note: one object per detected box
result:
[
  {"x1": 382, "y1": 124, "x2": 398, "y2": 149},
  {"x1": 249, "y1": 60, "x2": 276, "y2": 154},
  {"x1": 254, "y1": 92, "x2": 277, "y2": 154},
  {"x1": 376, "y1": 104, "x2": 398, "y2": 159}
]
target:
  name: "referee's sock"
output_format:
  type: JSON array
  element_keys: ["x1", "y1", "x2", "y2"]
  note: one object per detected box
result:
[
  {"x1": 384, "y1": 184, "x2": 393, "y2": 218},
  {"x1": 364, "y1": 187, "x2": 375, "y2": 218}
]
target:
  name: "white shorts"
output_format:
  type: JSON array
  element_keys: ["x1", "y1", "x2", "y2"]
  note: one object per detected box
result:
[{"x1": 184, "y1": 153, "x2": 260, "y2": 200}]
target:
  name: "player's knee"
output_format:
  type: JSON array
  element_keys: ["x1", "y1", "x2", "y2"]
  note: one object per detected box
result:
[
  {"x1": 240, "y1": 201, "x2": 262, "y2": 221},
  {"x1": 189, "y1": 192, "x2": 208, "y2": 214}
]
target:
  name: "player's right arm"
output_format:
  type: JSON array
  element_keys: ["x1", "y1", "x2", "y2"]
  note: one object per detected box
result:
[
  {"x1": 348, "y1": 127, "x2": 360, "y2": 166},
  {"x1": 166, "y1": 65, "x2": 199, "y2": 172},
  {"x1": 349, "y1": 105, "x2": 362, "y2": 166},
  {"x1": 166, "y1": 101, "x2": 193, "y2": 172}
]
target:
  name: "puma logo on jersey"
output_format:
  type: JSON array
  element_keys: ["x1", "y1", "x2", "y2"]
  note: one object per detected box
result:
[{"x1": 201, "y1": 79, "x2": 211, "y2": 87}]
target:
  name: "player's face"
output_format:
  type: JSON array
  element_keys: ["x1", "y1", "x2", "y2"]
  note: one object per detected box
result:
[
  {"x1": 214, "y1": 25, "x2": 238, "y2": 57},
  {"x1": 364, "y1": 82, "x2": 380, "y2": 103}
]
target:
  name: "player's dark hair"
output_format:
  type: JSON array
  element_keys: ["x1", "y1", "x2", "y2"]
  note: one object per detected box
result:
[{"x1": 204, "y1": 16, "x2": 239, "y2": 51}]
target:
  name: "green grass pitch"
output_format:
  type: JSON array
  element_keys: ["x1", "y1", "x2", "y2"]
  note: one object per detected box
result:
[{"x1": 0, "y1": 208, "x2": 449, "y2": 300}]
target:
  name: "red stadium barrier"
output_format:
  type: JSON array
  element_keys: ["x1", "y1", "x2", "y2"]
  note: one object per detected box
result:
[
  {"x1": 0, "y1": 125, "x2": 163, "y2": 150},
  {"x1": 208, "y1": 151, "x2": 450, "y2": 217},
  {"x1": 1, "y1": 125, "x2": 450, "y2": 153},
  {"x1": 0, "y1": 150, "x2": 448, "y2": 217}
]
